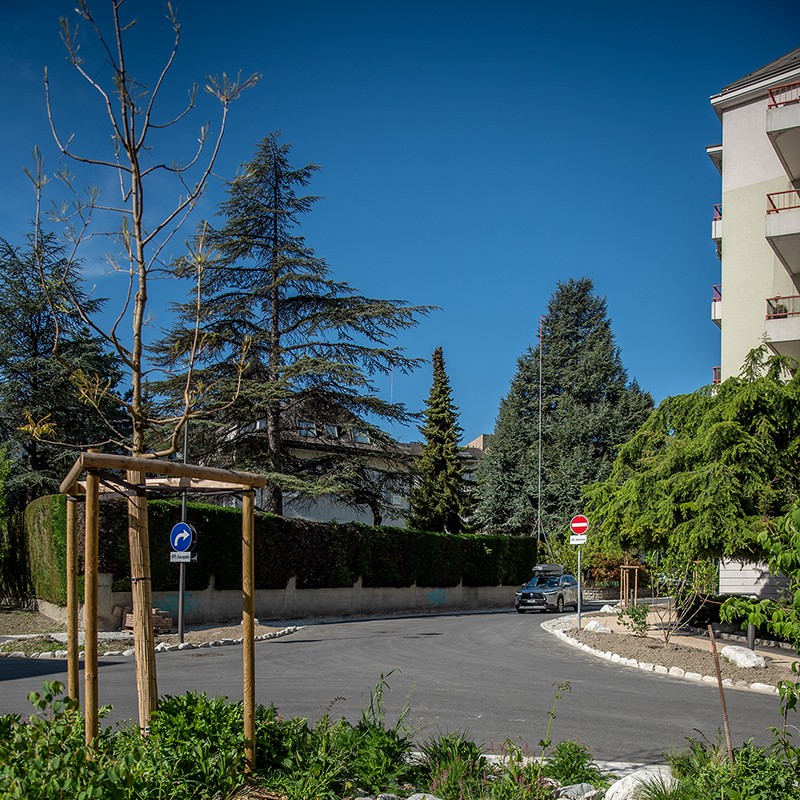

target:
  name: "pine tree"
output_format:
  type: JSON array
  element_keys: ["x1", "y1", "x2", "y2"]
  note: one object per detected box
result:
[
  {"x1": 0, "y1": 234, "x2": 126, "y2": 509},
  {"x1": 475, "y1": 278, "x2": 652, "y2": 537},
  {"x1": 407, "y1": 347, "x2": 468, "y2": 533},
  {"x1": 157, "y1": 133, "x2": 432, "y2": 514}
]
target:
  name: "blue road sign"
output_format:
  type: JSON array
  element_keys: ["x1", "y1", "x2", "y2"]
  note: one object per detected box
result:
[{"x1": 170, "y1": 522, "x2": 196, "y2": 552}]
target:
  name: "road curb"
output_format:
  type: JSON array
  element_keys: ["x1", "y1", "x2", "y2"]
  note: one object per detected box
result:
[
  {"x1": 0, "y1": 625, "x2": 303, "y2": 660},
  {"x1": 540, "y1": 616, "x2": 780, "y2": 695}
]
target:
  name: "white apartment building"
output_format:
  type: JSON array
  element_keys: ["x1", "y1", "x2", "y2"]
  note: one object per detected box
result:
[
  {"x1": 708, "y1": 48, "x2": 800, "y2": 601},
  {"x1": 708, "y1": 47, "x2": 800, "y2": 380}
]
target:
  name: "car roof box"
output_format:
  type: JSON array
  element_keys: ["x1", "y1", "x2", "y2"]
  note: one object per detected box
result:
[{"x1": 531, "y1": 563, "x2": 564, "y2": 575}]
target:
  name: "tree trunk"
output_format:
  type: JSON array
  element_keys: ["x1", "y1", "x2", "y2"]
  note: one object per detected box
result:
[{"x1": 127, "y1": 469, "x2": 158, "y2": 729}]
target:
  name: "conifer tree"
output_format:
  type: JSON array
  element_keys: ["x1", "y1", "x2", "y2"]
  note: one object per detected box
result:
[
  {"x1": 0, "y1": 234, "x2": 125, "y2": 510},
  {"x1": 158, "y1": 133, "x2": 432, "y2": 514},
  {"x1": 586, "y1": 346, "x2": 800, "y2": 561},
  {"x1": 407, "y1": 347, "x2": 468, "y2": 533},
  {"x1": 475, "y1": 278, "x2": 652, "y2": 537}
]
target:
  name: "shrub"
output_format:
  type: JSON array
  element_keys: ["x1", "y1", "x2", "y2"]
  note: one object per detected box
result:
[
  {"x1": 26, "y1": 495, "x2": 537, "y2": 601},
  {"x1": 617, "y1": 603, "x2": 650, "y2": 637},
  {"x1": 542, "y1": 739, "x2": 610, "y2": 789}
]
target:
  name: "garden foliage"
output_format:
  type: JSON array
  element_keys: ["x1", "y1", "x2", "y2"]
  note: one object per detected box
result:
[
  {"x1": 586, "y1": 349, "x2": 800, "y2": 561},
  {"x1": 0, "y1": 679, "x2": 613, "y2": 800},
  {"x1": 23, "y1": 496, "x2": 536, "y2": 602}
]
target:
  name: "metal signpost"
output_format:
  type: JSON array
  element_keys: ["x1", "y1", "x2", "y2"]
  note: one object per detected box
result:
[
  {"x1": 570, "y1": 515, "x2": 588, "y2": 629},
  {"x1": 170, "y1": 521, "x2": 196, "y2": 641}
]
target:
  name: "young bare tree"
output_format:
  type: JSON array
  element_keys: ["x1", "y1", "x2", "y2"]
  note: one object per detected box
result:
[{"x1": 39, "y1": 0, "x2": 258, "y2": 727}]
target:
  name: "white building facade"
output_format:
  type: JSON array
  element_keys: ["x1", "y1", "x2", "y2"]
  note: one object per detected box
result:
[
  {"x1": 708, "y1": 49, "x2": 800, "y2": 598},
  {"x1": 708, "y1": 47, "x2": 800, "y2": 379}
]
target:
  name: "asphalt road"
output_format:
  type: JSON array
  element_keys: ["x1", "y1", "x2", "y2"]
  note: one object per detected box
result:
[{"x1": 0, "y1": 611, "x2": 783, "y2": 762}]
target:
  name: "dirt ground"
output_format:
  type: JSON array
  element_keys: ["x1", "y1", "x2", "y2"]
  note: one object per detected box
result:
[
  {"x1": 0, "y1": 607, "x2": 281, "y2": 644},
  {"x1": 0, "y1": 608, "x2": 64, "y2": 636},
  {"x1": 570, "y1": 610, "x2": 798, "y2": 686}
]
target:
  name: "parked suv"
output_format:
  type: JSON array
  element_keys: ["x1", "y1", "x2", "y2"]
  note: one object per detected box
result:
[{"x1": 515, "y1": 572, "x2": 579, "y2": 613}]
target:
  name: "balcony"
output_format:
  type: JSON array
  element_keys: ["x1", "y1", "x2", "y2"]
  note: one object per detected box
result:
[
  {"x1": 712, "y1": 366, "x2": 721, "y2": 385},
  {"x1": 712, "y1": 204, "x2": 723, "y2": 242},
  {"x1": 765, "y1": 294, "x2": 800, "y2": 361},
  {"x1": 767, "y1": 82, "x2": 800, "y2": 181},
  {"x1": 766, "y1": 190, "x2": 800, "y2": 275},
  {"x1": 711, "y1": 284, "x2": 722, "y2": 328}
]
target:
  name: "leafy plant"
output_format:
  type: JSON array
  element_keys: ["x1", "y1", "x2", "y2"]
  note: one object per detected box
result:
[
  {"x1": 421, "y1": 731, "x2": 488, "y2": 800},
  {"x1": 489, "y1": 740, "x2": 555, "y2": 800},
  {"x1": 542, "y1": 739, "x2": 610, "y2": 789},
  {"x1": 617, "y1": 603, "x2": 650, "y2": 637},
  {"x1": 660, "y1": 737, "x2": 799, "y2": 800},
  {"x1": 0, "y1": 681, "x2": 138, "y2": 800}
]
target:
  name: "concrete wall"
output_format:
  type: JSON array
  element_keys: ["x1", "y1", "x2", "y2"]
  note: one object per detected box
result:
[{"x1": 42, "y1": 574, "x2": 518, "y2": 630}]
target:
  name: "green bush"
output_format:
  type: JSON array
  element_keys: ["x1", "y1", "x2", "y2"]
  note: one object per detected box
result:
[
  {"x1": 26, "y1": 496, "x2": 537, "y2": 601},
  {"x1": 658, "y1": 737, "x2": 799, "y2": 800},
  {"x1": 25, "y1": 496, "x2": 68, "y2": 604},
  {"x1": 1, "y1": 680, "x2": 615, "y2": 800}
]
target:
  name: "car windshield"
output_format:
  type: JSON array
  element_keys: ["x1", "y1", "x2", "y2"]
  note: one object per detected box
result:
[
  {"x1": 524, "y1": 576, "x2": 545, "y2": 588},
  {"x1": 545, "y1": 576, "x2": 561, "y2": 587}
]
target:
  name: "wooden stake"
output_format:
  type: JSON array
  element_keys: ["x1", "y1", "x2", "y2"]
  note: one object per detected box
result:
[
  {"x1": 66, "y1": 495, "x2": 79, "y2": 703},
  {"x1": 127, "y1": 470, "x2": 158, "y2": 729},
  {"x1": 242, "y1": 490, "x2": 256, "y2": 772},
  {"x1": 708, "y1": 624, "x2": 734, "y2": 767},
  {"x1": 84, "y1": 471, "x2": 99, "y2": 747}
]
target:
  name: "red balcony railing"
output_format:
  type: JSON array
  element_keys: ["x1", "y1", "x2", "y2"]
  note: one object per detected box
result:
[
  {"x1": 766, "y1": 294, "x2": 800, "y2": 319},
  {"x1": 712, "y1": 284, "x2": 722, "y2": 301},
  {"x1": 712, "y1": 366, "x2": 721, "y2": 385},
  {"x1": 767, "y1": 190, "x2": 800, "y2": 214},
  {"x1": 712, "y1": 203, "x2": 722, "y2": 221},
  {"x1": 768, "y1": 82, "x2": 800, "y2": 109}
]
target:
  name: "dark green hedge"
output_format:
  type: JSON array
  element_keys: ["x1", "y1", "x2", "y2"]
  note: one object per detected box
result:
[{"x1": 25, "y1": 496, "x2": 536, "y2": 603}]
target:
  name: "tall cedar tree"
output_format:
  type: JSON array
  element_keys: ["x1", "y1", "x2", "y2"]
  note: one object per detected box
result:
[
  {"x1": 0, "y1": 234, "x2": 125, "y2": 510},
  {"x1": 407, "y1": 347, "x2": 469, "y2": 533},
  {"x1": 585, "y1": 347, "x2": 800, "y2": 561},
  {"x1": 157, "y1": 133, "x2": 432, "y2": 514},
  {"x1": 476, "y1": 278, "x2": 652, "y2": 536}
]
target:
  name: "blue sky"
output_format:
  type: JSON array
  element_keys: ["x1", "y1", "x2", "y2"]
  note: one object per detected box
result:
[{"x1": 1, "y1": 2, "x2": 799, "y2": 442}]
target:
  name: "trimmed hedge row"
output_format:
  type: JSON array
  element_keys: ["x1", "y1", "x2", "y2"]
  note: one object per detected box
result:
[{"x1": 25, "y1": 496, "x2": 536, "y2": 603}]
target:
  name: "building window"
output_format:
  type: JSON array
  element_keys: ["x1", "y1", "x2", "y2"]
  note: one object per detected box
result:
[
  {"x1": 324, "y1": 423, "x2": 341, "y2": 439},
  {"x1": 353, "y1": 429, "x2": 371, "y2": 444},
  {"x1": 298, "y1": 420, "x2": 317, "y2": 438}
]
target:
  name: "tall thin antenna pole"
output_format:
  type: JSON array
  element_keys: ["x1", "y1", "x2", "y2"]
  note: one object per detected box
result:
[
  {"x1": 537, "y1": 315, "x2": 554, "y2": 562},
  {"x1": 537, "y1": 316, "x2": 543, "y2": 547}
]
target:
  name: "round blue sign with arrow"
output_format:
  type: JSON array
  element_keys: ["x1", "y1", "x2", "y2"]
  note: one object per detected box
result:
[{"x1": 170, "y1": 522, "x2": 196, "y2": 552}]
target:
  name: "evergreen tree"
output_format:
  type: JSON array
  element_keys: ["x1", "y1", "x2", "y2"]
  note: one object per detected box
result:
[
  {"x1": 157, "y1": 133, "x2": 432, "y2": 514},
  {"x1": 586, "y1": 347, "x2": 800, "y2": 561},
  {"x1": 476, "y1": 277, "x2": 652, "y2": 537},
  {"x1": 407, "y1": 347, "x2": 469, "y2": 533},
  {"x1": 0, "y1": 234, "x2": 126, "y2": 509}
]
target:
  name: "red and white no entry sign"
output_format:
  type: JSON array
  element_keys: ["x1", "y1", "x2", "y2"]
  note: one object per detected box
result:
[{"x1": 570, "y1": 515, "x2": 589, "y2": 534}]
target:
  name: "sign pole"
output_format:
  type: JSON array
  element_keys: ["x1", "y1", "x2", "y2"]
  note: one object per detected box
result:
[
  {"x1": 577, "y1": 544, "x2": 582, "y2": 630},
  {"x1": 178, "y1": 423, "x2": 188, "y2": 643},
  {"x1": 569, "y1": 515, "x2": 589, "y2": 631}
]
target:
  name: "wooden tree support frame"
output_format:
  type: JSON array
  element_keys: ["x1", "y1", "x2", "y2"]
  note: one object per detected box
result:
[
  {"x1": 619, "y1": 564, "x2": 641, "y2": 609},
  {"x1": 60, "y1": 452, "x2": 266, "y2": 769}
]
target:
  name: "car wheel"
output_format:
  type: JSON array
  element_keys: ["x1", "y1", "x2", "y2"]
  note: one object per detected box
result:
[
  {"x1": 556, "y1": 596, "x2": 564, "y2": 613},
  {"x1": 516, "y1": 608, "x2": 525, "y2": 614}
]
